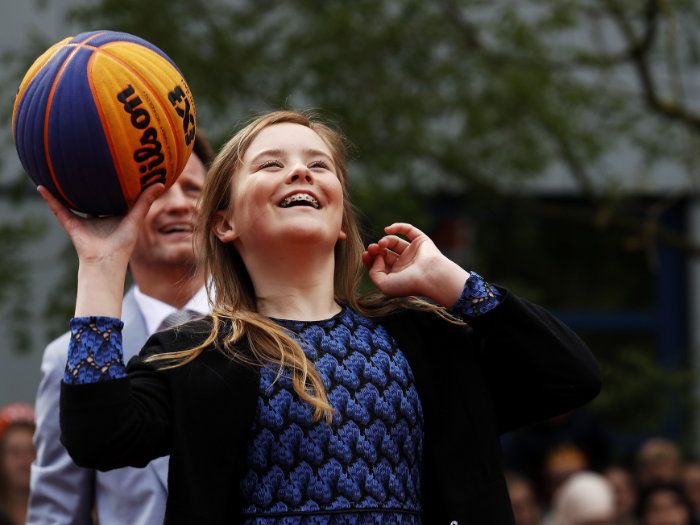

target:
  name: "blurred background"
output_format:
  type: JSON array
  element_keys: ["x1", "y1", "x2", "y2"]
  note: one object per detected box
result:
[{"x1": 2, "y1": 0, "x2": 700, "y2": 522}]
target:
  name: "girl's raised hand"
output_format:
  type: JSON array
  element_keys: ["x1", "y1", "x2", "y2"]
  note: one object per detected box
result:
[
  {"x1": 362, "y1": 222, "x2": 470, "y2": 307},
  {"x1": 38, "y1": 184, "x2": 165, "y2": 318},
  {"x1": 37, "y1": 184, "x2": 164, "y2": 270}
]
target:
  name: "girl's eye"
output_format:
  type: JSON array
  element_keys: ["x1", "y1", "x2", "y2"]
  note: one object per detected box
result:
[
  {"x1": 258, "y1": 160, "x2": 283, "y2": 170},
  {"x1": 309, "y1": 160, "x2": 330, "y2": 170}
]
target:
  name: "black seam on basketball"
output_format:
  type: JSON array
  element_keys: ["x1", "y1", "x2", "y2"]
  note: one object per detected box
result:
[
  {"x1": 84, "y1": 44, "x2": 187, "y2": 180},
  {"x1": 64, "y1": 41, "x2": 180, "y2": 72},
  {"x1": 84, "y1": 50, "x2": 129, "y2": 207}
]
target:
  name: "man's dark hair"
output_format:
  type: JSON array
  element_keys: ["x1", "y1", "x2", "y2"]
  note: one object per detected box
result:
[{"x1": 193, "y1": 129, "x2": 215, "y2": 167}]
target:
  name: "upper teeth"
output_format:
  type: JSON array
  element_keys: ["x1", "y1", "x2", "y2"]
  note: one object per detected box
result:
[
  {"x1": 280, "y1": 193, "x2": 320, "y2": 209},
  {"x1": 163, "y1": 225, "x2": 192, "y2": 233}
]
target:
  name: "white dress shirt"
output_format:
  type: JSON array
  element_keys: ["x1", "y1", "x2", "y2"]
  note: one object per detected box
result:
[{"x1": 133, "y1": 285, "x2": 210, "y2": 336}]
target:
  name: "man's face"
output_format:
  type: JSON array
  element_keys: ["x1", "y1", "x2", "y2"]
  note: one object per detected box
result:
[{"x1": 131, "y1": 152, "x2": 206, "y2": 270}]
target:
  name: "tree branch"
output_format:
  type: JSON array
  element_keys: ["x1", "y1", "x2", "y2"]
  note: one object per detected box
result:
[
  {"x1": 435, "y1": 0, "x2": 483, "y2": 51},
  {"x1": 605, "y1": 0, "x2": 700, "y2": 133},
  {"x1": 535, "y1": 198, "x2": 700, "y2": 258},
  {"x1": 541, "y1": 125, "x2": 597, "y2": 199}
]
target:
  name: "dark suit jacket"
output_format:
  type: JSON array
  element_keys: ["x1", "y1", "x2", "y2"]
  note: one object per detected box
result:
[{"x1": 61, "y1": 290, "x2": 601, "y2": 524}]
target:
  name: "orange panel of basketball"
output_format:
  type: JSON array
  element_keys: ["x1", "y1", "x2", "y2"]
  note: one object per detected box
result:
[{"x1": 13, "y1": 30, "x2": 196, "y2": 215}]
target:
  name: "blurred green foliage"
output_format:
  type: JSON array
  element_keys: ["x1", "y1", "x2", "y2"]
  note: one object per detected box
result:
[
  {"x1": 593, "y1": 337, "x2": 692, "y2": 435},
  {"x1": 3, "y1": 0, "x2": 700, "y2": 436},
  {"x1": 57, "y1": 0, "x2": 700, "y2": 222},
  {"x1": 0, "y1": 218, "x2": 45, "y2": 353}
]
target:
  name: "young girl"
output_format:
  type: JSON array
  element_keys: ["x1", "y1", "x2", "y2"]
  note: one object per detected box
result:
[{"x1": 43, "y1": 111, "x2": 601, "y2": 524}]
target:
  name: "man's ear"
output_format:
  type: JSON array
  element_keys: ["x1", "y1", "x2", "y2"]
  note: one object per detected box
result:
[{"x1": 212, "y1": 210, "x2": 238, "y2": 243}]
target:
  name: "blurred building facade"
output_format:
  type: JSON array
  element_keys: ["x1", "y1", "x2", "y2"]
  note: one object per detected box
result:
[{"x1": 1, "y1": 2, "x2": 700, "y2": 461}]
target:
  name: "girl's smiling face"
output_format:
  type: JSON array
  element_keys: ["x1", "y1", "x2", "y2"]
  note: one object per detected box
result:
[{"x1": 215, "y1": 122, "x2": 346, "y2": 253}]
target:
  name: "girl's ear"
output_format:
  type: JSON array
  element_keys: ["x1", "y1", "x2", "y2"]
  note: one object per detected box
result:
[
  {"x1": 212, "y1": 210, "x2": 238, "y2": 243},
  {"x1": 338, "y1": 229, "x2": 347, "y2": 241}
]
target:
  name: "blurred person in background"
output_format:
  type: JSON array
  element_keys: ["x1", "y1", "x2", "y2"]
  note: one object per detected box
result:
[
  {"x1": 542, "y1": 444, "x2": 590, "y2": 508},
  {"x1": 637, "y1": 438, "x2": 682, "y2": 488},
  {"x1": 547, "y1": 471, "x2": 615, "y2": 525},
  {"x1": 682, "y1": 460, "x2": 700, "y2": 522},
  {"x1": 604, "y1": 465, "x2": 639, "y2": 525},
  {"x1": 507, "y1": 471, "x2": 544, "y2": 525},
  {"x1": 27, "y1": 135, "x2": 214, "y2": 525},
  {"x1": 0, "y1": 403, "x2": 36, "y2": 525},
  {"x1": 637, "y1": 484, "x2": 698, "y2": 525},
  {"x1": 503, "y1": 410, "x2": 611, "y2": 508}
]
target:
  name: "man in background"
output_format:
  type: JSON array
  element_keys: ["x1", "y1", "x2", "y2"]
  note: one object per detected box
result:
[{"x1": 27, "y1": 135, "x2": 214, "y2": 525}]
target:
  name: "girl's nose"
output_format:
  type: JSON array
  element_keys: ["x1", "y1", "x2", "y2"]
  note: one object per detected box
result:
[{"x1": 287, "y1": 164, "x2": 313, "y2": 184}]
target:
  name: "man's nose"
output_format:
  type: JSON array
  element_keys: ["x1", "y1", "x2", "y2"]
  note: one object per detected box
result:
[{"x1": 160, "y1": 182, "x2": 192, "y2": 210}]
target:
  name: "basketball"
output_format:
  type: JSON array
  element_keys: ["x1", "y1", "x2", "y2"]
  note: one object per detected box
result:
[{"x1": 12, "y1": 30, "x2": 196, "y2": 215}]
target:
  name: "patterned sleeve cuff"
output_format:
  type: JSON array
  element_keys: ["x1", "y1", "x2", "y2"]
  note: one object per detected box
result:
[
  {"x1": 64, "y1": 316, "x2": 128, "y2": 384},
  {"x1": 449, "y1": 272, "x2": 503, "y2": 319}
]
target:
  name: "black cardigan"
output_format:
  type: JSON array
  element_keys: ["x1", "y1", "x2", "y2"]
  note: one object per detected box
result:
[{"x1": 60, "y1": 290, "x2": 601, "y2": 524}]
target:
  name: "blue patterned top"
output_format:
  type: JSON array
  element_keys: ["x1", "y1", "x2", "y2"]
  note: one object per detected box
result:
[
  {"x1": 241, "y1": 306, "x2": 423, "y2": 524},
  {"x1": 63, "y1": 274, "x2": 502, "y2": 524},
  {"x1": 240, "y1": 273, "x2": 501, "y2": 524}
]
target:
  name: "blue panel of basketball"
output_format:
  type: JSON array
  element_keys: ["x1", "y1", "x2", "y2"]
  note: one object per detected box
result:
[
  {"x1": 14, "y1": 45, "x2": 74, "y2": 194},
  {"x1": 48, "y1": 46, "x2": 126, "y2": 214}
]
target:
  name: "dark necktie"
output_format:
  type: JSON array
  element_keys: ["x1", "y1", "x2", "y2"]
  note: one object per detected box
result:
[{"x1": 156, "y1": 309, "x2": 201, "y2": 332}]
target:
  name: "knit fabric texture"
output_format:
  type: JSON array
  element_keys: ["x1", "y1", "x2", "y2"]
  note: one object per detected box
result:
[
  {"x1": 240, "y1": 273, "x2": 501, "y2": 524},
  {"x1": 64, "y1": 316, "x2": 127, "y2": 384},
  {"x1": 451, "y1": 272, "x2": 502, "y2": 318},
  {"x1": 240, "y1": 307, "x2": 424, "y2": 524}
]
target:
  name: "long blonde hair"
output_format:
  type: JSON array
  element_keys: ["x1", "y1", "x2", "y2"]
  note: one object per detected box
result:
[{"x1": 148, "y1": 110, "x2": 461, "y2": 423}]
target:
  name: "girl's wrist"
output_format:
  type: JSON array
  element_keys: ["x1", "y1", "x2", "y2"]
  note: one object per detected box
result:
[
  {"x1": 75, "y1": 263, "x2": 127, "y2": 318},
  {"x1": 423, "y1": 257, "x2": 470, "y2": 308}
]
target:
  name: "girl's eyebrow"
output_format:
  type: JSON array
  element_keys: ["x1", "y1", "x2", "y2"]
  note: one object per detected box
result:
[
  {"x1": 248, "y1": 149, "x2": 286, "y2": 165},
  {"x1": 247, "y1": 148, "x2": 334, "y2": 166},
  {"x1": 302, "y1": 149, "x2": 335, "y2": 164}
]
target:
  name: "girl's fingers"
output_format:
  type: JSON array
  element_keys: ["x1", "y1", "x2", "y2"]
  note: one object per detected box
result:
[
  {"x1": 377, "y1": 235, "x2": 410, "y2": 254},
  {"x1": 384, "y1": 222, "x2": 425, "y2": 241},
  {"x1": 364, "y1": 243, "x2": 399, "y2": 270},
  {"x1": 39, "y1": 184, "x2": 164, "y2": 233},
  {"x1": 122, "y1": 184, "x2": 165, "y2": 228},
  {"x1": 366, "y1": 243, "x2": 383, "y2": 257},
  {"x1": 37, "y1": 186, "x2": 77, "y2": 231},
  {"x1": 369, "y1": 250, "x2": 388, "y2": 280},
  {"x1": 384, "y1": 248, "x2": 399, "y2": 268}
]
